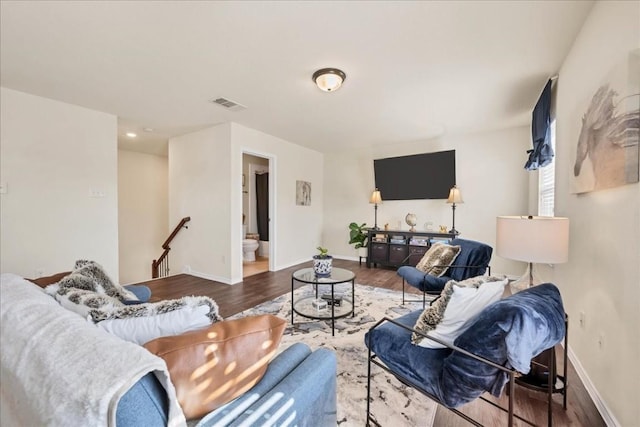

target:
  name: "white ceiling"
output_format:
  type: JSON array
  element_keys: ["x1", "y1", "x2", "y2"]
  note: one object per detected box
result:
[{"x1": 1, "y1": 1, "x2": 594, "y2": 156}]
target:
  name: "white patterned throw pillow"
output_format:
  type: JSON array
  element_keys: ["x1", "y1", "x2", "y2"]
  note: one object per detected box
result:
[{"x1": 412, "y1": 276, "x2": 508, "y2": 348}]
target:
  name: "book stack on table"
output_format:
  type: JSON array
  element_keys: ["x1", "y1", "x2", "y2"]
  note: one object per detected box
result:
[{"x1": 321, "y1": 293, "x2": 343, "y2": 306}]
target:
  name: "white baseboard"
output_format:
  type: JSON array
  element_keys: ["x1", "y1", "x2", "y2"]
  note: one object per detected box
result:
[
  {"x1": 123, "y1": 270, "x2": 187, "y2": 285},
  {"x1": 566, "y1": 345, "x2": 620, "y2": 426},
  {"x1": 332, "y1": 255, "x2": 359, "y2": 262},
  {"x1": 275, "y1": 258, "x2": 313, "y2": 271},
  {"x1": 186, "y1": 269, "x2": 235, "y2": 285}
]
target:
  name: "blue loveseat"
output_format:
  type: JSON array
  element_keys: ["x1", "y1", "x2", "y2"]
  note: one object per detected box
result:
[
  {"x1": 0, "y1": 274, "x2": 337, "y2": 427},
  {"x1": 120, "y1": 343, "x2": 336, "y2": 427}
]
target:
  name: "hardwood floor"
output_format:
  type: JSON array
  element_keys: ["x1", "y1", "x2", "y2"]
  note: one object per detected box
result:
[
  {"x1": 242, "y1": 256, "x2": 269, "y2": 278},
  {"x1": 140, "y1": 259, "x2": 604, "y2": 427}
]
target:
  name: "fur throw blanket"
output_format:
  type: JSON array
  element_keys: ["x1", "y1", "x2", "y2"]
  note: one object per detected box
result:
[
  {"x1": 58, "y1": 259, "x2": 138, "y2": 301},
  {"x1": 90, "y1": 295, "x2": 221, "y2": 323},
  {"x1": 45, "y1": 260, "x2": 222, "y2": 325}
]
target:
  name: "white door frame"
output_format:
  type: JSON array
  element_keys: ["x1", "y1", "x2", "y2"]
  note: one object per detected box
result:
[{"x1": 241, "y1": 150, "x2": 276, "y2": 272}]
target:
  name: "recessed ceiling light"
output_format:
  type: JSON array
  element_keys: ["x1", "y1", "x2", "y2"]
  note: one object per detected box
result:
[
  {"x1": 143, "y1": 127, "x2": 153, "y2": 132},
  {"x1": 126, "y1": 132, "x2": 137, "y2": 138}
]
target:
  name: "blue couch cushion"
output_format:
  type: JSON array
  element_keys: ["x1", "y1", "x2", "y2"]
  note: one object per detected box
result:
[
  {"x1": 116, "y1": 372, "x2": 168, "y2": 427},
  {"x1": 397, "y1": 266, "x2": 450, "y2": 293},
  {"x1": 397, "y1": 266, "x2": 425, "y2": 287},
  {"x1": 447, "y1": 238, "x2": 492, "y2": 281},
  {"x1": 421, "y1": 274, "x2": 451, "y2": 293},
  {"x1": 196, "y1": 342, "x2": 312, "y2": 426},
  {"x1": 365, "y1": 283, "x2": 565, "y2": 409},
  {"x1": 197, "y1": 343, "x2": 337, "y2": 427},
  {"x1": 123, "y1": 285, "x2": 152, "y2": 304}
]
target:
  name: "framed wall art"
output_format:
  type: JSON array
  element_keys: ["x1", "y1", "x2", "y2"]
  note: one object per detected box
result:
[
  {"x1": 571, "y1": 49, "x2": 640, "y2": 193},
  {"x1": 296, "y1": 180, "x2": 311, "y2": 206}
]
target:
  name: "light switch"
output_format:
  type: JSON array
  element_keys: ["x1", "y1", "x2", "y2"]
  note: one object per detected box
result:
[{"x1": 0, "y1": 183, "x2": 7, "y2": 194}]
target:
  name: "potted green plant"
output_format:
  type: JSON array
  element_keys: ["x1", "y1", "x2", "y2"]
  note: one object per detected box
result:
[
  {"x1": 349, "y1": 222, "x2": 369, "y2": 258},
  {"x1": 313, "y1": 246, "x2": 333, "y2": 277}
]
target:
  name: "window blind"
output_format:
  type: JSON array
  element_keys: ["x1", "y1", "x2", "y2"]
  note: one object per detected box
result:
[{"x1": 538, "y1": 120, "x2": 556, "y2": 217}]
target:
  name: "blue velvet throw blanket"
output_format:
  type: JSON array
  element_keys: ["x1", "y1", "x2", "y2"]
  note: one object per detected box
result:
[
  {"x1": 365, "y1": 283, "x2": 566, "y2": 409},
  {"x1": 441, "y1": 283, "x2": 566, "y2": 406}
]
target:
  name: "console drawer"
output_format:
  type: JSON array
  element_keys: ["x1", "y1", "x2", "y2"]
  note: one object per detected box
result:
[
  {"x1": 389, "y1": 244, "x2": 408, "y2": 264},
  {"x1": 370, "y1": 243, "x2": 388, "y2": 263}
]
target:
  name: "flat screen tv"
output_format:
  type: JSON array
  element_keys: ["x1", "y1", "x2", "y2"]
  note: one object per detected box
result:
[{"x1": 373, "y1": 150, "x2": 456, "y2": 200}]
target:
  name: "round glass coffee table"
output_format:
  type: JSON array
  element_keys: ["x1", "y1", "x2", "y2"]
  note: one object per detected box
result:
[{"x1": 291, "y1": 267, "x2": 356, "y2": 336}]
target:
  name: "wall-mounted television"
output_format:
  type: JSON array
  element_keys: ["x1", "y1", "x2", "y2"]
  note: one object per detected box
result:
[{"x1": 373, "y1": 150, "x2": 456, "y2": 200}]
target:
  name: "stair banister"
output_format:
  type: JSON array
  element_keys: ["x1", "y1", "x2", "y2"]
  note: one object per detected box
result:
[{"x1": 152, "y1": 216, "x2": 191, "y2": 278}]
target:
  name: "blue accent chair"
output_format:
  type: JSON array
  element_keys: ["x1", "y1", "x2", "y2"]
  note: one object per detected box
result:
[
  {"x1": 397, "y1": 238, "x2": 493, "y2": 306},
  {"x1": 365, "y1": 283, "x2": 568, "y2": 427}
]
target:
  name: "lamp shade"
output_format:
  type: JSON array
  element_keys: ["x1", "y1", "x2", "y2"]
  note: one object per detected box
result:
[
  {"x1": 496, "y1": 216, "x2": 569, "y2": 264},
  {"x1": 369, "y1": 189, "x2": 382, "y2": 204},
  {"x1": 446, "y1": 186, "x2": 463, "y2": 204}
]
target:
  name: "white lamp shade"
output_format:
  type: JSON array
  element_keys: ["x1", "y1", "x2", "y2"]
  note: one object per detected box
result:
[
  {"x1": 496, "y1": 216, "x2": 569, "y2": 264},
  {"x1": 446, "y1": 186, "x2": 463, "y2": 204},
  {"x1": 369, "y1": 189, "x2": 382, "y2": 204}
]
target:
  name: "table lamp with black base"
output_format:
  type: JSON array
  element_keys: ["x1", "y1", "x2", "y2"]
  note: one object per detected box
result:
[
  {"x1": 446, "y1": 185, "x2": 463, "y2": 235},
  {"x1": 369, "y1": 189, "x2": 382, "y2": 230}
]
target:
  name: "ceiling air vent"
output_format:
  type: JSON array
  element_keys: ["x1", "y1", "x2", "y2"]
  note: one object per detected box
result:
[{"x1": 210, "y1": 97, "x2": 246, "y2": 112}]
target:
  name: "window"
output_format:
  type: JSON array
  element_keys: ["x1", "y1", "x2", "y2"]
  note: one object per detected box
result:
[{"x1": 538, "y1": 120, "x2": 556, "y2": 217}]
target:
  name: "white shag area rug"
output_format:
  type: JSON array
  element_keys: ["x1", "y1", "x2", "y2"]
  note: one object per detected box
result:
[{"x1": 230, "y1": 283, "x2": 438, "y2": 427}]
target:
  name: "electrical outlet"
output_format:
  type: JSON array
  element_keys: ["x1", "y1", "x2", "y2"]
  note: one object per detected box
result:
[
  {"x1": 89, "y1": 189, "x2": 106, "y2": 198},
  {"x1": 0, "y1": 182, "x2": 7, "y2": 194},
  {"x1": 221, "y1": 255, "x2": 226, "y2": 265},
  {"x1": 579, "y1": 311, "x2": 586, "y2": 328}
]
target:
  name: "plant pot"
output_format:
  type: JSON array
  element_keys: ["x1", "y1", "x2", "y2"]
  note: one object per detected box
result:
[
  {"x1": 357, "y1": 247, "x2": 368, "y2": 258},
  {"x1": 313, "y1": 255, "x2": 333, "y2": 277}
]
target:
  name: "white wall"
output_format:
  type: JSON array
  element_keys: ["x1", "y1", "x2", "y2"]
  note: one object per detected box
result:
[
  {"x1": 323, "y1": 126, "x2": 531, "y2": 276},
  {"x1": 0, "y1": 88, "x2": 119, "y2": 279},
  {"x1": 168, "y1": 124, "x2": 232, "y2": 283},
  {"x1": 168, "y1": 122, "x2": 323, "y2": 284},
  {"x1": 231, "y1": 123, "x2": 324, "y2": 281},
  {"x1": 554, "y1": 2, "x2": 639, "y2": 425},
  {"x1": 118, "y1": 150, "x2": 168, "y2": 284}
]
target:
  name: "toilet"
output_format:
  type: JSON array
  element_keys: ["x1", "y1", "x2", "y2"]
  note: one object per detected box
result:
[{"x1": 242, "y1": 225, "x2": 260, "y2": 262}]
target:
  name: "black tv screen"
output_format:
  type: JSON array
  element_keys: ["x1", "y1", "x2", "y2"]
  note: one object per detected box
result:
[{"x1": 373, "y1": 150, "x2": 456, "y2": 200}]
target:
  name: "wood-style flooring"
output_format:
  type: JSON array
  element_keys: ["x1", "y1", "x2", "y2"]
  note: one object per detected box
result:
[
  {"x1": 242, "y1": 256, "x2": 269, "y2": 278},
  {"x1": 140, "y1": 259, "x2": 605, "y2": 427}
]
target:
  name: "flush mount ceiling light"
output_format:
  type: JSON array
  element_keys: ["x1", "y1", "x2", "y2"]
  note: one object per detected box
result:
[
  {"x1": 125, "y1": 132, "x2": 137, "y2": 138},
  {"x1": 312, "y1": 68, "x2": 346, "y2": 92}
]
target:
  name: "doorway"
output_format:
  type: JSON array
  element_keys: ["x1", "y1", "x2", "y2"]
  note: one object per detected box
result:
[{"x1": 242, "y1": 153, "x2": 271, "y2": 278}]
